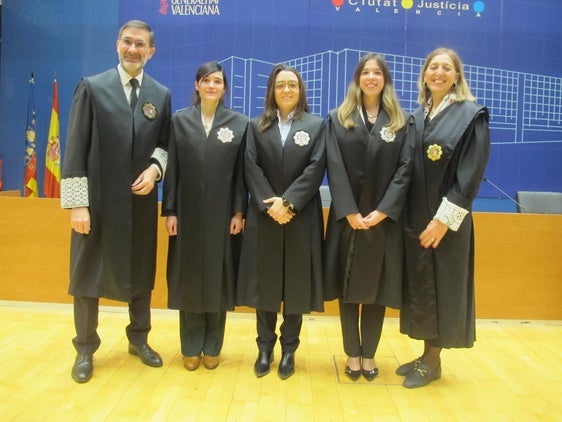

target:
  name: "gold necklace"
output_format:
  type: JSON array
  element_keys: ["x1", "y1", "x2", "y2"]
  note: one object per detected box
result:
[{"x1": 365, "y1": 105, "x2": 379, "y2": 121}]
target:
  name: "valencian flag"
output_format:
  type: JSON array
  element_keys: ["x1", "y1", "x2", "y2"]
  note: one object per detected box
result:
[
  {"x1": 24, "y1": 72, "x2": 38, "y2": 197},
  {"x1": 44, "y1": 79, "x2": 61, "y2": 197}
]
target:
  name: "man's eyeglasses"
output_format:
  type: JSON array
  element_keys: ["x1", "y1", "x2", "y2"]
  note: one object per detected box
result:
[
  {"x1": 274, "y1": 81, "x2": 299, "y2": 91},
  {"x1": 120, "y1": 38, "x2": 148, "y2": 50}
]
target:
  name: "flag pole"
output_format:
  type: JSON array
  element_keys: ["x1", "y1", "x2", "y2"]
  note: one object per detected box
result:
[
  {"x1": 44, "y1": 78, "x2": 61, "y2": 198},
  {"x1": 24, "y1": 71, "x2": 39, "y2": 197}
]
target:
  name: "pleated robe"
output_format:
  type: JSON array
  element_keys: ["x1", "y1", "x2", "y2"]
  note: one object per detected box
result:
[
  {"x1": 400, "y1": 101, "x2": 490, "y2": 348},
  {"x1": 162, "y1": 105, "x2": 248, "y2": 313},
  {"x1": 62, "y1": 68, "x2": 171, "y2": 301},
  {"x1": 323, "y1": 108, "x2": 413, "y2": 307},
  {"x1": 236, "y1": 112, "x2": 326, "y2": 314}
]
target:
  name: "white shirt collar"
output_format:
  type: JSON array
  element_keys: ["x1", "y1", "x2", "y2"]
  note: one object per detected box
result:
[
  {"x1": 117, "y1": 64, "x2": 144, "y2": 87},
  {"x1": 277, "y1": 109, "x2": 295, "y2": 146},
  {"x1": 276, "y1": 109, "x2": 295, "y2": 123}
]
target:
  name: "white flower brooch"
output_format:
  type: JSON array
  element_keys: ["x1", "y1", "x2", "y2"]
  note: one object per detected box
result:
[
  {"x1": 217, "y1": 127, "x2": 234, "y2": 143},
  {"x1": 293, "y1": 130, "x2": 310, "y2": 146},
  {"x1": 380, "y1": 127, "x2": 396, "y2": 143}
]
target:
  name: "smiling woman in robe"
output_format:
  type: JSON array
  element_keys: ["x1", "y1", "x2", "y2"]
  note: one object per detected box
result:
[
  {"x1": 236, "y1": 64, "x2": 326, "y2": 380},
  {"x1": 323, "y1": 53, "x2": 413, "y2": 382},
  {"x1": 397, "y1": 47, "x2": 490, "y2": 388},
  {"x1": 162, "y1": 61, "x2": 248, "y2": 372}
]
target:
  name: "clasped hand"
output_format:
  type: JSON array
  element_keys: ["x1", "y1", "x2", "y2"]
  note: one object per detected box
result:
[
  {"x1": 346, "y1": 210, "x2": 387, "y2": 230},
  {"x1": 263, "y1": 197, "x2": 294, "y2": 225}
]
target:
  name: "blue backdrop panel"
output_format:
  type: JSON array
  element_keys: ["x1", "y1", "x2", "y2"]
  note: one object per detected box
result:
[
  {"x1": 0, "y1": 0, "x2": 118, "y2": 194},
  {"x1": 0, "y1": 0, "x2": 561, "y2": 204},
  {"x1": 117, "y1": 0, "x2": 562, "y2": 199}
]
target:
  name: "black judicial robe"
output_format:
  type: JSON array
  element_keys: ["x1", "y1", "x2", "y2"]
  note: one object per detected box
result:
[
  {"x1": 400, "y1": 101, "x2": 490, "y2": 348},
  {"x1": 236, "y1": 112, "x2": 326, "y2": 314},
  {"x1": 62, "y1": 68, "x2": 171, "y2": 302},
  {"x1": 162, "y1": 105, "x2": 248, "y2": 313},
  {"x1": 323, "y1": 109, "x2": 413, "y2": 307}
]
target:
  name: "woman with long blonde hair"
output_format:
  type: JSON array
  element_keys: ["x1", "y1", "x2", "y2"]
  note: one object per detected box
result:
[{"x1": 324, "y1": 53, "x2": 413, "y2": 381}]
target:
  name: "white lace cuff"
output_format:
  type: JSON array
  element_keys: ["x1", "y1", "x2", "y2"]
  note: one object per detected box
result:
[
  {"x1": 151, "y1": 147, "x2": 168, "y2": 178},
  {"x1": 433, "y1": 197, "x2": 468, "y2": 232},
  {"x1": 61, "y1": 177, "x2": 89, "y2": 208}
]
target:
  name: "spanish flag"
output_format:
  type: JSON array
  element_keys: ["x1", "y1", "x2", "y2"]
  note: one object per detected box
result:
[
  {"x1": 44, "y1": 79, "x2": 61, "y2": 198},
  {"x1": 24, "y1": 73, "x2": 38, "y2": 197}
]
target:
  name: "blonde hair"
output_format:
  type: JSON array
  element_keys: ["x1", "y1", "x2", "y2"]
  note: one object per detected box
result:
[
  {"x1": 418, "y1": 47, "x2": 476, "y2": 105},
  {"x1": 337, "y1": 53, "x2": 405, "y2": 133}
]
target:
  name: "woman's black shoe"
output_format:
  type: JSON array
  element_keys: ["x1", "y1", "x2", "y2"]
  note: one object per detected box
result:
[
  {"x1": 362, "y1": 367, "x2": 379, "y2": 382},
  {"x1": 403, "y1": 362, "x2": 441, "y2": 388},
  {"x1": 344, "y1": 365, "x2": 361, "y2": 381},
  {"x1": 278, "y1": 352, "x2": 295, "y2": 380},
  {"x1": 395, "y1": 357, "x2": 421, "y2": 376},
  {"x1": 254, "y1": 351, "x2": 273, "y2": 378}
]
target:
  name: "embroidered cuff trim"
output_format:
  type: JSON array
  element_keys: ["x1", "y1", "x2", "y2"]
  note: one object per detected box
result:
[
  {"x1": 61, "y1": 177, "x2": 89, "y2": 208},
  {"x1": 433, "y1": 197, "x2": 468, "y2": 232},
  {"x1": 151, "y1": 147, "x2": 168, "y2": 178}
]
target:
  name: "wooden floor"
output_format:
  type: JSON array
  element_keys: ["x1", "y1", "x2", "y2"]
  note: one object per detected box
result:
[{"x1": 1, "y1": 302, "x2": 561, "y2": 421}]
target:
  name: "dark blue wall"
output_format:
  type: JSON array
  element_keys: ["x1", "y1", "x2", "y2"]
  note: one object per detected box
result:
[
  {"x1": 0, "y1": 0, "x2": 118, "y2": 194},
  {"x1": 1, "y1": 0, "x2": 561, "y2": 209}
]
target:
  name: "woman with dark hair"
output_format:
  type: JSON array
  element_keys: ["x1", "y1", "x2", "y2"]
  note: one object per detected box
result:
[
  {"x1": 397, "y1": 47, "x2": 490, "y2": 388},
  {"x1": 236, "y1": 64, "x2": 326, "y2": 380},
  {"x1": 323, "y1": 53, "x2": 413, "y2": 381},
  {"x1": 162, "y1": 61, "x2": 248, "y2": 371}
]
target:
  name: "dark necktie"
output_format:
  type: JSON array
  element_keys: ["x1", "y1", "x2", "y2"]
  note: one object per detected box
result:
[{"x1": 130, "y1": 78, "x2": 138, "y2": 110}]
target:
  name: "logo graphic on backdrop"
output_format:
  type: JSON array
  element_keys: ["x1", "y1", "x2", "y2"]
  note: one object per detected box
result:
[
  {"x1": 158, "y1": 0, "x2": 220, "y2": 16},
  {"x1": 331, "y1": 0, "x2": 486, "y2": 16},
  {"x1": 157, "y1": 0, "x2": 484, "y2": 17}
]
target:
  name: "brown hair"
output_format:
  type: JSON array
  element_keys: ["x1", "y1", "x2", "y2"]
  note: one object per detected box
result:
[{"x1": 258, "y1": 64, "x2": 309, "y2": 133}]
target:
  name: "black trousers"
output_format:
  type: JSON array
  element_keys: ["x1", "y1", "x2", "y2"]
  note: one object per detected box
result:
[
  {"x1": 72, "y1": 291, "x2": 152, "y2": 354},
  {"x1": 179, "y1": 310, "x2": 226, "y2": 357},
  {"x1": 256, "y1": 309, "x2": 302, "y2": 354},
  {"x1": 339, "y1": 301, "x2": 385, "y2": 359}
]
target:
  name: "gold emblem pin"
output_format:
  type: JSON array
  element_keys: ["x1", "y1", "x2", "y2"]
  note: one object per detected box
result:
[{"x1": 427, "y1": 144, "x2": 443, "y2": 161}]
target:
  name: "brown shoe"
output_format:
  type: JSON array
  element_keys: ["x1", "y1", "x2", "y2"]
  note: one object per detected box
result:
[
  {"x1": 202, "y1": 355, "x2": 220, "y2": 370},
  {"x1": 183, "y1": 356, "x2": 201, "y2": 371}
]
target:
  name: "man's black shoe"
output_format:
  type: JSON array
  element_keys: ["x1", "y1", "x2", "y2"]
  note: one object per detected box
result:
[
  {"x1": 128, "y1": 343, "x2": 163, "y2": 367},
  {"x1": 71, "y1": 353, "x2": 93, "y2": 383}
]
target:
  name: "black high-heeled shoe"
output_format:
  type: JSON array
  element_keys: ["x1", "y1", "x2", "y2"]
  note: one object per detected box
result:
[
  {"x1": 362, "y1": 367, "x2": 379, "y2": 382},
  {"x1": 344, "y1": 365, "x2": 361, "y2": 381}
]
